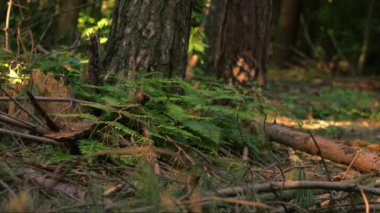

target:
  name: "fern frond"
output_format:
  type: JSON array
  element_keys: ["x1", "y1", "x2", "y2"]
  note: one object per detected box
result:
[
  {"x1": 102, "y1": 121, "x2": 143, "y2": 139},
  {"x1": 53, "y1": 113, "x2": 99, "y2": 121}
]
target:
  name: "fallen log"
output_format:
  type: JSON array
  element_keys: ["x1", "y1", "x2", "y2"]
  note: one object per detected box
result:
[{"x1": 254, "y1": 122, "x2": 380, "y2": 172}]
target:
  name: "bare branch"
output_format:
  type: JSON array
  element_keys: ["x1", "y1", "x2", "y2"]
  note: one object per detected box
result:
[{"x1": 0, "y1": 128, "x2": 59, "y2": 145}]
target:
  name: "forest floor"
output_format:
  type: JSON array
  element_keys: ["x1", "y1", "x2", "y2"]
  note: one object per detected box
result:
[
  {"x1": 1, "y1": 68, "x2": 380, "y2": 212},
  {"x1": 266, "y1": 68, "x2": 380, "y2": 144}
]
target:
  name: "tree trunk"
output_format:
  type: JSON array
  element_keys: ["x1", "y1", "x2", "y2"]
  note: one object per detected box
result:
[
  {"x1": 275, "y1": 0, "x2": 300, "y2": 67},
  {"x1": 0, "y1": 0, "x2": 7, "y2": 24},
  {"x1": 205, "y1": 0, "x2": 272, "y2": 86},
  {"x1": 102, "y1": 0, "x2": 192, "y2": 80},
  {"x1": 43, "y1": 0, "x2": 81, "y2": 48},
  {"x1": 86, "y1": 0, "x2": 102, "y2": 20}
]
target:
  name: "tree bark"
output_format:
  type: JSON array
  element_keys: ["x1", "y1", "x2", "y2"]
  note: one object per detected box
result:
[
  {"x1": 205, "y1": 0, "x2": 272, "y2": 86},
  {"x1": 274, "y1": 0, "x2": 300, "y2": 67},
  {"x1": 102, "y1": 0, "x2": 192, "y2": 80},
  {"x1": 43, "y1": 0, "x2": 82, "y2": 48},
  {"x1": 0, "y1": 0, "x2": 7, "y2": 25},
  {"x1": 86, "y1": 0, "x2": 102, "y2": 20},
  {"x1": 253, "y1": 121, "x2": 380, "y2": 173}
]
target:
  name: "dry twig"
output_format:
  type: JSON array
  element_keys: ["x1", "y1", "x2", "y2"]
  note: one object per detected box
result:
[
  {"x1": 206, "y1": 180, "x2": 380, "y2": 197},
  {"x1": 308, "y1": 130, "x2": 331, "y2": 181},
  {"x1": 0, "y1": 128, "x2": 59, "y2": 145},
  {"x1": 0, "y1": 88, "x2": 44, "y2": 125}
]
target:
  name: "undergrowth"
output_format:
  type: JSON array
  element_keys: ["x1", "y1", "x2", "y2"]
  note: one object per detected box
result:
[
  {"x1": 0, "y1": 74, "x2": 278, "y2": 211},
  {"x1": 71, "y1": 76, "x2": 269, "y2": 164},
  {"x1": 281, "y1": 87, "x2": 380, "y2": 121}
]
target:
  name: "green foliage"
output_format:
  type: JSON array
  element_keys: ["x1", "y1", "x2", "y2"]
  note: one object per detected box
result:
[
  {"x1": 42, "y1": 147, "x2": 73, "y2": 165},
  {"x1": 76, "y1": 76, "x2": 264, "y2": 156},
  {"x1": 78, "y1": 13, "x2": 112, "y2": 43},
  {"x1": 294, "y1": 168, "x2": 314, "y2": 208},
  {"x1": 188, "y1": 0, "x2": 208, "y2": 69},
  {"x1": 134, "y1": 161, "x2": 161, "y2": 207},
  {"x1": 188, "y1": 27, "x2": 208, "y2": 63},
  {"x1": 191, "y1": 0, "x2": 208, "y2": 26},
  {"x1": 281, "y1": 87, "x2": 380, "y2": 121},
  {"x1": 304, "y1": 0, "x2": 378, "y2": 67},
  {"x1": 313, "y1": 88, "x2": 379, "y2": 120},
  {"x1": 78, "y1": 139, "x2": 108, "y2": 156},
  {"x1": 31, "y1": 51, "x2": 82, "y2": 75}
]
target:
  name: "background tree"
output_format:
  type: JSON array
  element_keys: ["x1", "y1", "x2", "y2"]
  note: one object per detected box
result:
[
  {"x1": 274, "y1": 0, "x2": 300, "y2": 67},
  {"x1": 205, "y1": 0, "x2": 272, "y2": 86},
  {"x1": 86, "y1": 0, "x2": 103, "y2": 21},
  {"x1": 43, "y1": 0, "x2": 82, "y2": 48},
  {"x1": 102, "y1": 0, "x2": 192, "y2": 80}
]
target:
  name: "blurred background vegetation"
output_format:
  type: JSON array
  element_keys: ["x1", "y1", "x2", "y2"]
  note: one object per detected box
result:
[{"x1": 1, "y1": 0, "x2": 379, "y2": 78}]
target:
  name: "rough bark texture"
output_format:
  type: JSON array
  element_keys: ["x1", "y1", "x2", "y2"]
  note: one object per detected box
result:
[
  {"x1": 82, "y1": 34, "x2": 102, "y2": 86},
  {"x1": 102, "y1": 0, "x2": 192, "y2": 80},
  {"x1": 255, "y1": 122, "x2": 380, "y2": 173},
  {"x1": 206, "y1": 0, "x2": 272, "y2": 86},
  {"x1": 275, "y1": 0, "x2": 300, "y2": 67}
]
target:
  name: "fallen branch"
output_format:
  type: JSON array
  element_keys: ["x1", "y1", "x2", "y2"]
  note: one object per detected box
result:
[
  {"x1": 27, "y1": 91, "x2": 60, "y2": 132},
  {"x1": 312, "y1": 203, "x2": 380, "y2": 213},
  {"x1": 308, "y1": 131, "x2": 331, "y2": 181},
  {"x1": 0, "y1": 113, "x2": 46, "y2": 134},
  {"x1": 255, "y1": 122, "x2": 380, "y2": 172},
  {"x1": 0, "y1": 128, "x2": 59, "y2": 145},
  {"x1": 0, "y1": 88, "x2": 43, "y2": 125},
  {"x1": 206, "y1": 180, "x2": 380, "y2": 197},
  {"x1": 181, "y1": 196, "x2": 270, "y2": 209},
  {"x1": 0, "y1": 96, "x2": 91, "y2": 104}
]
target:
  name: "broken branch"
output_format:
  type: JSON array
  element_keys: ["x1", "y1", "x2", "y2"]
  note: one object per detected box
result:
[
  {"x1": 26, "y1": 91, "x2": 60, "y2": 132},
  {"x1": 206, "y1": 180, "x2": 380, "y2": 197},
  {"x1": 0, "y1": 128, "x2": 59, "y2": 145}
]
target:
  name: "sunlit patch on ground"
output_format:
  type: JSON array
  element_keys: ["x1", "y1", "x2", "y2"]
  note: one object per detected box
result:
[
  {"x1": 265, "y1": 71, "x2": 380, "y2": 144},
  {"x1": 275, "y1": 116, "x2": 380, "y2": 130}
]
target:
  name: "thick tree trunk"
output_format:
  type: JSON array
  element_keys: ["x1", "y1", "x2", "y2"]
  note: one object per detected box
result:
[
  {"x1": 275, "y1": 0, "x2": 300, "y2": 67},
  {"x1": 205, "y1": 0, "x2": 272, "y2": 86},
  {"x1": 102, "y1": 0, "x2": 192, "y2": 80}
]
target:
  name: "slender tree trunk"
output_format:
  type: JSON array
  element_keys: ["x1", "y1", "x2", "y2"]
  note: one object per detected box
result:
[
  {"x1": 298, "y1": 0, "x2": 320, "y2": 59},
  {"x1": 55, "y1": 0, "x2": 81, "y2": 45},
  {"x1": 86, "y1": 0, "x2": 102, "y2": 20},
  {"x1": 205, "y1": 0, "x2": 272, "y2": 86},
  {"x1": 204, "y1": 0, "x2": 226, "y2": 78},
  {"x1": 102, "y1": 0, "x2": 192, "y2": 80},
  {"x1": 357, "y1": 0, "x2": 375, "y2": 74},
  {"x1": 43, "y1": 0, "x2": 82, "y2": 48},
  {"x1": 0, "y1": 1, "x2": 7, "y2": 24},
  {"x1": 275, "y1": 0, "x2": 300, "y2": 67}
]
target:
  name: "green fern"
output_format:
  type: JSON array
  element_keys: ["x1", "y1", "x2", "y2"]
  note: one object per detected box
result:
[
  {"x1": 79, "y1": 139, "x2": 109, "y2": 155},
  {"x1": 102, "y1": 121, "x2": 143, "y2": 140},
  {"x1": 71, "y1": 75, "x2": 266, "y2": 161},
  {"x1": 41, "y1": 146, "x2": 74, "y2": 165},
  {"x1": 53, "y1": 113, "x2": 99, "y2": 121}
]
